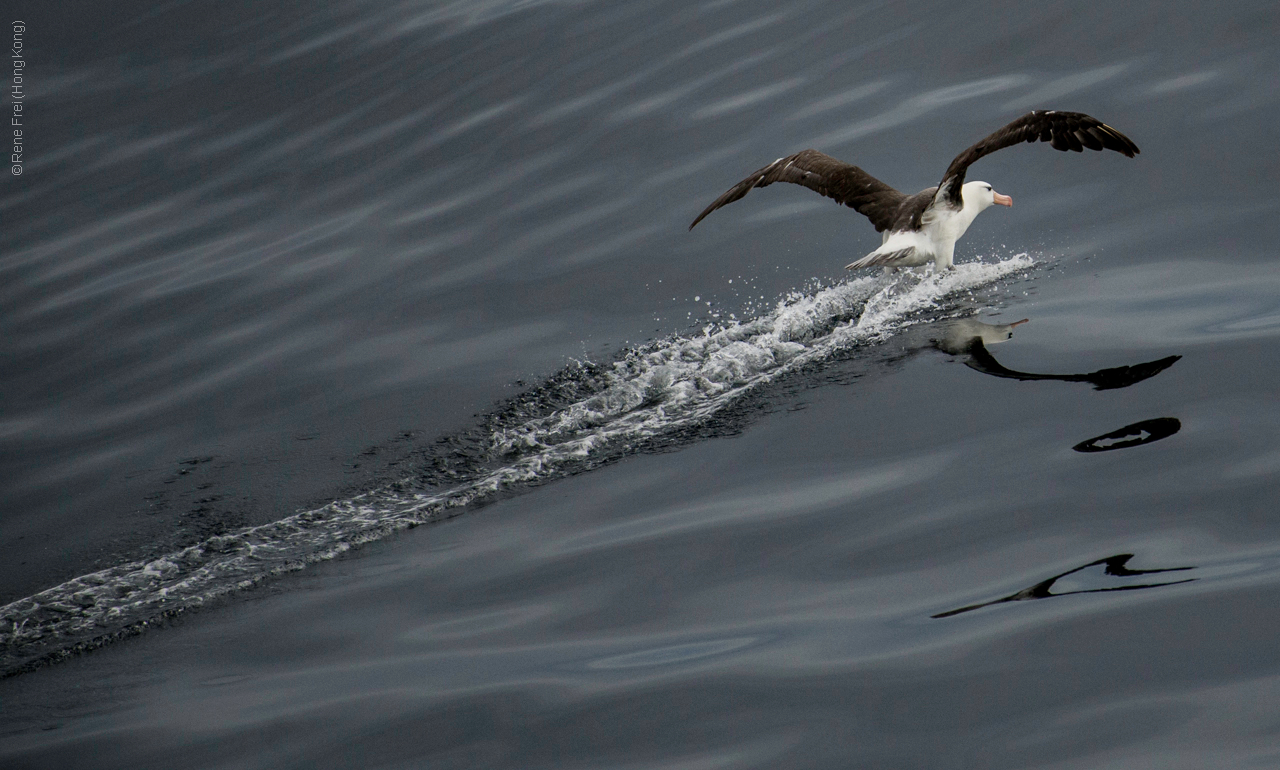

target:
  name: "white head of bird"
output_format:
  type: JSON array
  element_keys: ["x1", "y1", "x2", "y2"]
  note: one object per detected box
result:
[{"x1": 961, "y1": 181, "x2": 1014, "y2": 214}]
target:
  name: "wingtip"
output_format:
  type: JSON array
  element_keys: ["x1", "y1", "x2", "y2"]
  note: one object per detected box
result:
[
  {"x1": 1100, "y1": 122, "x2": 1140, "y2": 157},
  {"x1": 689, "y1": 205, "x2": 716, "y2": 231}
]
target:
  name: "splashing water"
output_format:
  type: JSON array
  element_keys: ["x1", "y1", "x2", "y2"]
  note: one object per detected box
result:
[{"x1": 0, "y1": 255, "x2": 1034, "y2": 675}]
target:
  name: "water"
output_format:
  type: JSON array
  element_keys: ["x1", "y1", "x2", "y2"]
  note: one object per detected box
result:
[{"x1": 3, "y1": 0, "x2": 1280, "y2": 766}]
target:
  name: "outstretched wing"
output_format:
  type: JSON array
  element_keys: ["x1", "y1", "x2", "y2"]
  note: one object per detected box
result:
[
  {"x1": 689, "y1": 149, "x2": 906, "y2": 232},
  {"x1": 936, "y1": 110, "x2": 1140, "y2": 207}
]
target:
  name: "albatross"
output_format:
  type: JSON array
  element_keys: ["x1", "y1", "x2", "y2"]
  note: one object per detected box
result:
[{"x1": 688, "y1": 110, "x2": 1139, "y2": 271}]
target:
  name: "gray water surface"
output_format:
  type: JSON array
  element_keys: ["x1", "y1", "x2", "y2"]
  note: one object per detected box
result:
[{"x1": 3, "y1": 0, "x2": 1280, "y2": 766}]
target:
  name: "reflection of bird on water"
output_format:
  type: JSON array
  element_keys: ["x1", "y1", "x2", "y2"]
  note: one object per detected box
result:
[
  {"x1": 1073, "y1": 417, "x2": 1181, "y2": 452},
  {"x1": 932, "y1": 315, "x2": 1030, "y2": 355},
  {"x1": 933, "y1": 554, "x2": 1195, "y2": 618},
  {"x1": 931, "y1": 317, "x2": 1181, "y2": 390},
  {"x1": 689, "y1": 110, "x2": 1139, "y2": 271}
]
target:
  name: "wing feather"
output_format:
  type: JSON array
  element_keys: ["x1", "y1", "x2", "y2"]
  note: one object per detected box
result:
[
  {"x1": 689, "y1": 149, "x2": 906, "y2": 232},
  {"x1": 936, "y1": 110, "x2": 1139, "y2": 207}
]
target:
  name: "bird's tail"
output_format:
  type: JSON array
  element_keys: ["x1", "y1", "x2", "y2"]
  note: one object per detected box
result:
[{"x1": 845, "y1": 248, "x2": 919, "y2": 270}]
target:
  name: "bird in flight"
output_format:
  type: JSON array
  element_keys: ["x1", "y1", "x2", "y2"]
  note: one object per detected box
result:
[{"x1": 689, "y1": 110, "x2": 1139, "y2": 271}]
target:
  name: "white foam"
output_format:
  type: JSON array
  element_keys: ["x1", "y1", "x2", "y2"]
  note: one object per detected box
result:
[{"x1": 0, "y1": 254, "x2": 1033, "y2": 672}]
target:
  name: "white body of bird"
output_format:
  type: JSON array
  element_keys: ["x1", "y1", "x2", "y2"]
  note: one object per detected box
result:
[{"x1": 845, "y1": 181, "x2": 1011, "y2": 271}]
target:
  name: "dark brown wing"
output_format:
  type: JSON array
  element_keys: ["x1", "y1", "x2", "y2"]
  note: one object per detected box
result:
[
  {"x1": 936, "y1": 110, "x2": 1140, "y2": 207},
  {"x1": 689, "y1": 149, "x2": 906, "y2": 232}
]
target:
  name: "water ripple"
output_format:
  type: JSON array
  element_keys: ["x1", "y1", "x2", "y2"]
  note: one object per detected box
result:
[{"x1": 805, "y1": 75, "x2": 1031, "y2": 149}]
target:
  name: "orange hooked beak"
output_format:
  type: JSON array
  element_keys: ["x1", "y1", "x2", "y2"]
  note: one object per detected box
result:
[{"x1": 993, "y1": 192, "x2": 1013, "y2": 207}]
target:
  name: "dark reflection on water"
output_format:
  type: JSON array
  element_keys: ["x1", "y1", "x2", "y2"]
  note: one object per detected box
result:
[
  {"x1": 932, "y1": 317, "x2": 1181, "y2": 390},
  {"x1": 1073, "y1": 417, "x2": 1183, "y2": 453},
  {"x1": 934, "y1": 554, "x2": 1196, "y2": 618}
]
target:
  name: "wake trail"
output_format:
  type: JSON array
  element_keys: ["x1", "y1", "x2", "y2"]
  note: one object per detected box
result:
[{"x1": 0, "y1": 254, "x2": 1034, "y2": 676}]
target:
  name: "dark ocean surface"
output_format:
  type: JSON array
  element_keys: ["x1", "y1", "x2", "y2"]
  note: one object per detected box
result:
[{"x1": 3, "y1": 0, "x2": 1280, "y2": 766}]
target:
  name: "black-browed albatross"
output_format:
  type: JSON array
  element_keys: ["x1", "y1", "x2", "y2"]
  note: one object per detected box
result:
[{"x1": 688, "y1": 110, "x2": 1139, "y2": 271}]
